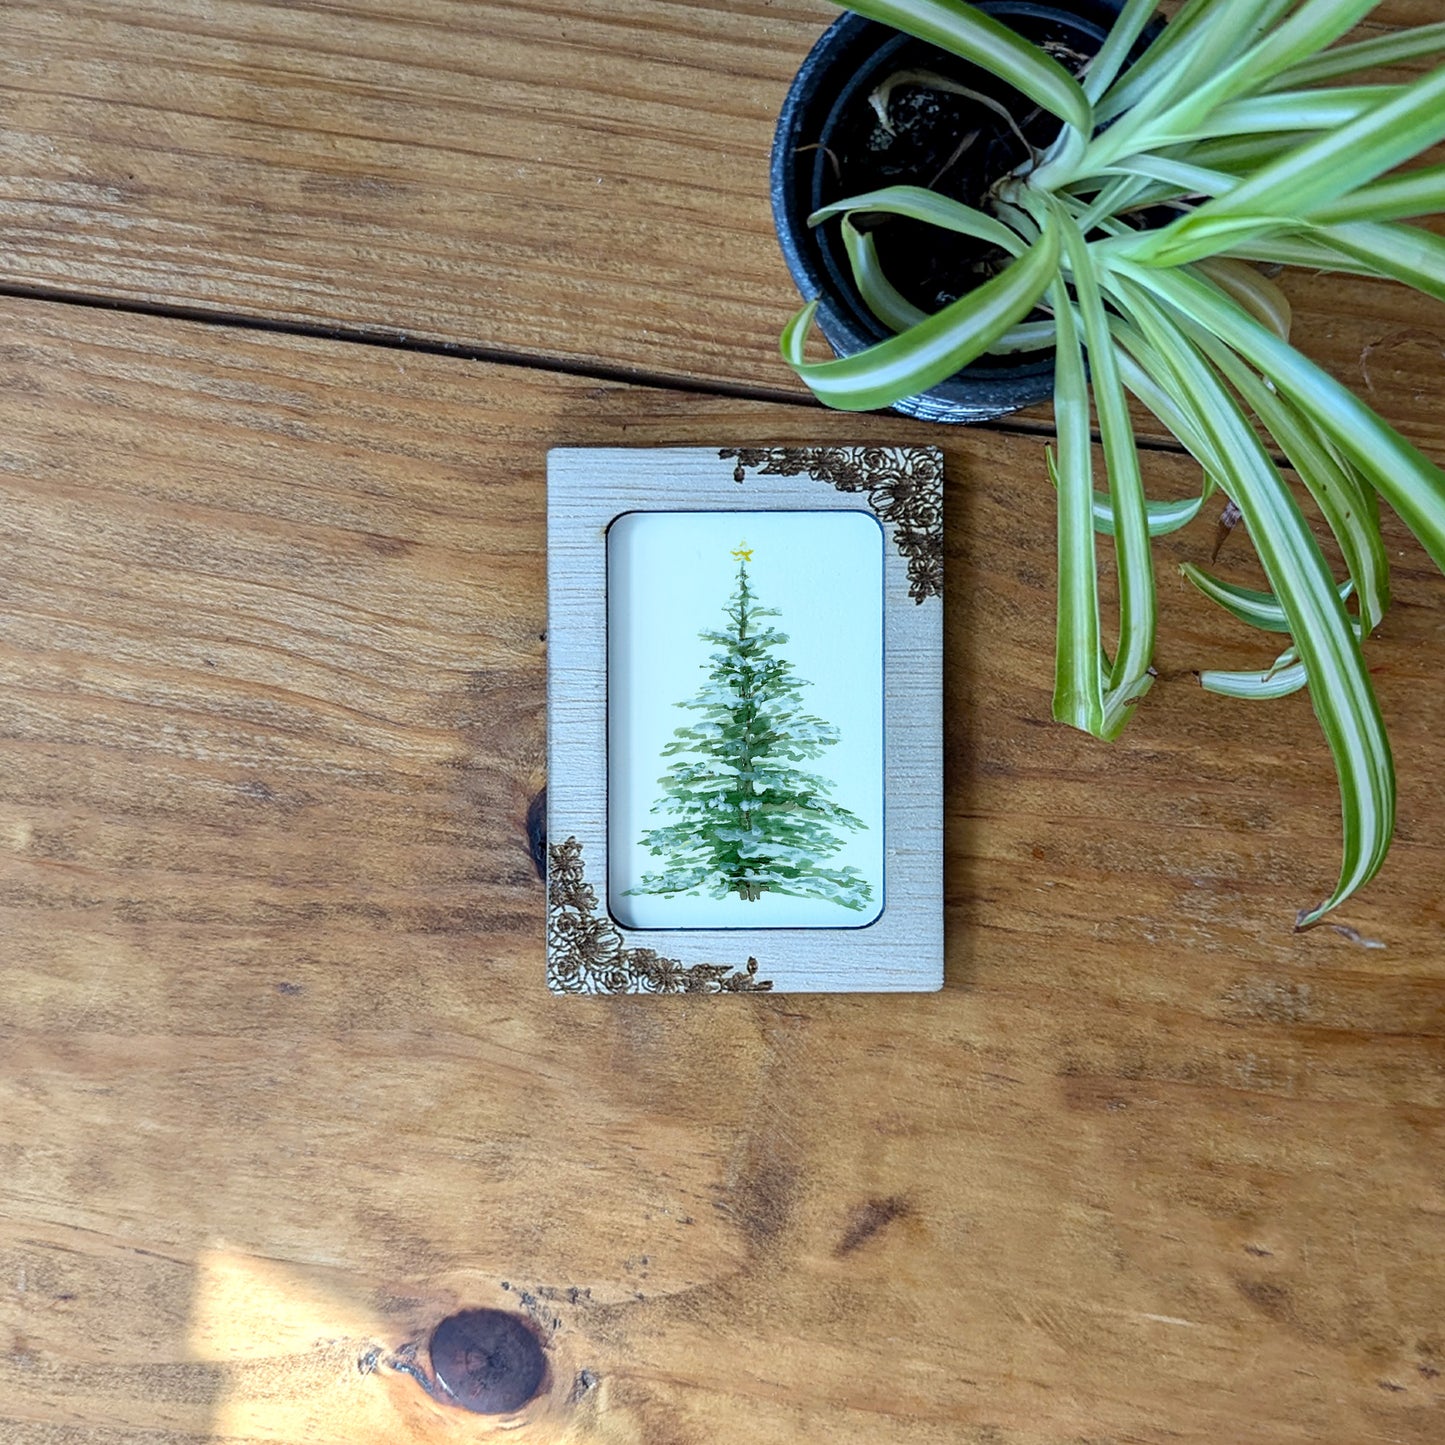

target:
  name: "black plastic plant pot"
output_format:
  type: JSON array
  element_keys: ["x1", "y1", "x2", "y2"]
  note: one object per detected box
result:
[{"x1": 771, "y1": 0, "x2": 1142, "y2": 424}]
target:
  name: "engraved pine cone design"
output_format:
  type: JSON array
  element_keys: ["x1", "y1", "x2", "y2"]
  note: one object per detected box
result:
[
  {"x1": 720, "y1": 446, "x2": 942, "y2": 602},
  {"x1": 547, "y1": 837, "x2": 773, "y2": 994}
]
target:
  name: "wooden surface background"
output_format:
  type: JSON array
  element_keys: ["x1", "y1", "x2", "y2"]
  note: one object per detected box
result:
[{"x1": 1, "y1": 3, "x2": 1442, "y2": 1442}]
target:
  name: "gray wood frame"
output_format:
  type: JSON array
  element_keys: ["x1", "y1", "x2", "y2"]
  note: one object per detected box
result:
[{"x1": 547, "y1": 446, "x2": 943, "y2": 993}]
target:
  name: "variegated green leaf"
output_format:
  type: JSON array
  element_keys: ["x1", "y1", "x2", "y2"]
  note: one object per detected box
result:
[
  {"x1": 1200, "y1": 657, "x2": 1307, "y2": 699},
  {"x1": 1135, "y1": 263, "x2": 1445, "y2": 572},
  {"x1": 1047, "y1": 271, "x2": 1107, "y2": 736},
  {"x1": 1190, "y1": 325, "x2": 1391, "y2": 629},
  {"x1": 1127, "y1": 67, "x2": 1445, "y2": 265},
  {"x1": 1310, "y1": 164, "x2": 1445, "y2": 225},
  {"x1": 1321, "y1": 220, "x2": 1445, "y2": 305},
  {"x1": 781, "y1": 225, "x2": 1060, "y2": 411},
  {"x1": 1053, "y1": 203, "x2": 1155, "y2": 727},
  {"x1": 1181, "y1": 563, "x2": 1354, "y2": 633},
  {"x1": 1105, "y1": 267, "x2": 1394, "y2": 929},
  {"x1": 1265, "y1": 21, "x2": 1445, "y2": 89},
  {"x1": 809, "y1": 185, "x2": 1025, "y2": 256},
  {"x1": 842, "y1": 0, "x2": 1091, "y2": 134},
  {"x1": 839, "y1": 220, "x2": 929, "y2": 333},
  {"x1": 1083, "y1": 486, "x2": 1213, "y2": 539}
]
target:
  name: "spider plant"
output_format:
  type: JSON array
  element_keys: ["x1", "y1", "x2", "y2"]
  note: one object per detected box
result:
[{"x1": 781, "y1": 0, "x2": 1445, "y2": 927}]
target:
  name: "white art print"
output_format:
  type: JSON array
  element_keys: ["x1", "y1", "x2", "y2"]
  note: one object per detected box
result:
[{"x1": 608, "y1": 510, "x2": 885, "y2": 930}]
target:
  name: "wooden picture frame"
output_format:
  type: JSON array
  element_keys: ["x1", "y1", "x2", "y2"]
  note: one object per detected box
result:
[{"x1": 547, "y1": 446, "x2": 943, "y2": 993}]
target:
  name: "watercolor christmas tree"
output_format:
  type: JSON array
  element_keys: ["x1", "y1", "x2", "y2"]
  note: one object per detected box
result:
[{"x1": 629, "y1": 542, "x2": 872, "y2": 910}]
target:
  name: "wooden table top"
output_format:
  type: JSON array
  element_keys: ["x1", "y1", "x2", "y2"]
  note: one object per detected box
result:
[{"x1": 1, "y1": 4, "x2": 1442, "y2": 1442}]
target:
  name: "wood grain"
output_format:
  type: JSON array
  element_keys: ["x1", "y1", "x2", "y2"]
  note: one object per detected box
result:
[
  {"x1": 1, "y1": 297, "x2": 1443, "y2": 1443},
  {"x1": 2, "y1": 0, "x2": 1444, "y2": 453}
]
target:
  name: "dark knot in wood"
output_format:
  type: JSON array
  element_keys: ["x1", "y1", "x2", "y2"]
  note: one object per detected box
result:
[
  {"x1": 527, "y1": 787, "x2": 547, "y2": 882},
  {"x1": 429, "y1": 1309, "x2": 546, "y2": 1414}
]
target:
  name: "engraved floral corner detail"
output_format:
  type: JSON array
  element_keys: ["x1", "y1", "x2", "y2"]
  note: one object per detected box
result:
[
  {"x1": 720, "y1": 446, "x2": 942, "y2": 602},
  {"x1": 547, "y1": 836, "x2": 773, "y2": 994}
]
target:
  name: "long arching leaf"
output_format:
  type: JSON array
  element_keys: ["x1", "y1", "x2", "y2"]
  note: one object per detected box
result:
[
  {"x1": 810, "y1": 185, "x2": 1025, "y2": 256},
  {"x1": 1055, "y1": 205, "x2": 1155, "y2": 724},
  {"x1": 1106, "y1": 268, "x2": 1394, "y2": 929},
  {"x1": 1264, "y1": 21, "x2": 1445, "y2": 89},
  {"x1": 1320, "y1": 220, "x2": 1445, "y2": 305},
  {"x1": 1108, "y1": 0, "x2": 1389, "y2": 159},
  {"x1": 780, "y1": 224, "x2": 1060, "y2": 411},
  {"x1": 1097, "y1": 0, "x2": 1294, "y2": 127},
  {"x1": 1128, "y1": 66, "x2": 1445, "y2": 265},
  {"x1": 1079, "y1": 485, "x2": 1213, "y2": 538},
  {"x1": 1080, "y1": 0, "x2": 1160, "y2": 104},
  {"x1": 1135, "y1": 264, "x2": 1445, "y2": 572},
  {"x1": 1182, "y1": 564, "x2": 1354, "y2": 633},
  {"x1": 1047, "y1": 275, "x2": 1106, "y2": 736},
  {"x1": 1192, "y1": 329, "x2": 1390, "y2": 629},
  {"x1": 840, "y1": 0, "x2": 1091, "y2": 134},
  {"x1": 839, "y1": 220, "x2": 929, "y2": 332},
  {"x1": 1193, "y1": 258, "x2": 1292, "y2": 340},
  {"x1": 1310, "y1": 164, "x2": 1445, "y2": 225},
  {"x1": 1200, "y1": 659, "x2": 1307, "y2": 699}
]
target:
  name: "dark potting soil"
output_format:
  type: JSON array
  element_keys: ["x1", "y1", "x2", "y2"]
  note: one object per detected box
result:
[{"x1": 819, "y1": 21, "x2": 1095, "y2": 318}]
